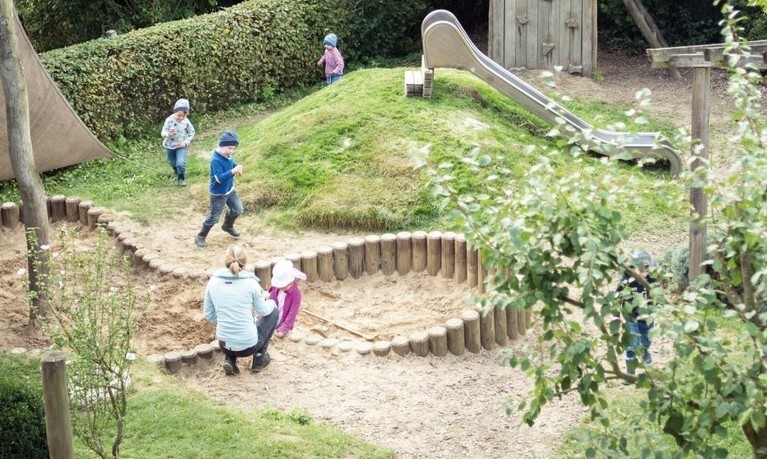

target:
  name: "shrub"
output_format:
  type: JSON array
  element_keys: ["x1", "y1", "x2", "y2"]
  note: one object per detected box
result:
[
  {"x1": 0, "y1": 353, "x2": 48, "y2": 459},
  {"x1": 39, "y1": 0, "x2": 332, "y2": 142}
]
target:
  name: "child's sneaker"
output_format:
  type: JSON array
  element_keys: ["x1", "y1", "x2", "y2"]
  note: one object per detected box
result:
[{"x1": 642, "y1": 352, "x2": 652, "y2": 365}]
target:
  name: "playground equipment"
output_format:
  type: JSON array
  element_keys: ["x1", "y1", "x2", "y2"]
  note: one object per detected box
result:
[
  {"x1": 418, "y1": 10, "x2": 683, "y2": 176},
  {"x1": 488, "y1": 0, "x2": 597, "y2": 75},
  {"x1": 0, "y1": 10, "x2": 112, "y2": 181}
]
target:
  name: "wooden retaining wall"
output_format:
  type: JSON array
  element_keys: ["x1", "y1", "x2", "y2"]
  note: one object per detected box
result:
[{"x1": 1, "y1": 196, "x2": 535, "y2": 371}]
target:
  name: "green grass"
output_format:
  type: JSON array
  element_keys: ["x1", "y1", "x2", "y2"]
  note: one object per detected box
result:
[
  {"x1": 556, "y1": 387, "x2": 752, "y2": 458},
  {"x1": 0, "y1": 353, "x2": 391, "y2": 459},
  {"x1": 0, "y1": 67, "x2": 687, "y2": 235}
]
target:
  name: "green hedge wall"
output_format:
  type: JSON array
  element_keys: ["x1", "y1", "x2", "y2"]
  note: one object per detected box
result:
[
  {"x1": 39, "y1": 0, "x2": 331, "y2": 142},
  {"x1": 0, "y1": 352, "x2": 48, "y2": 459},
  {"x1": 35, "y1": 0, "x2": 437, "y2": 142}
]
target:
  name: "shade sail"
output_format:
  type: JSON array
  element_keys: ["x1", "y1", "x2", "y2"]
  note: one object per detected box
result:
[{"x1": 0, "y1": 10, "x2": 113, "y2": 181}]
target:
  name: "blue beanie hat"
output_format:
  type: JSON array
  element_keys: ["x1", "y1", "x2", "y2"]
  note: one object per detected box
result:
[
  {"x1": 173, "y1": 98, "x2": 190, "y2": 113},
  {"x1": 218, "y1": 130, "x2": 239, "y2": 147},
  {"x1": 323, "y1": 33, "x2": 337, "y2": 47}
]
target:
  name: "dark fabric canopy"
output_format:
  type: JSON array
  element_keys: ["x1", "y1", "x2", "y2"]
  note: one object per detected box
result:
[{"x1": 0, "y1": 10, "x2": 113, "y2": 181}]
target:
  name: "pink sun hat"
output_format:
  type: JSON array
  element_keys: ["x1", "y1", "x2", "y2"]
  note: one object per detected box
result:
[{"x1": 271, "y1": 259, "x2": 307, "y2": 288}]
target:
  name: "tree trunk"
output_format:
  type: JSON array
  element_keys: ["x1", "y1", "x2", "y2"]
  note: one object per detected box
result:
[
  {"x1": 743, "y1": 424, "x2": 767, "y2": 459},
  {"x1": 0, "y1": 0, "x2": 51, "y2": 321},
  {"x1": 622, "y1": 0, "x2": 682, "y2": 79}
]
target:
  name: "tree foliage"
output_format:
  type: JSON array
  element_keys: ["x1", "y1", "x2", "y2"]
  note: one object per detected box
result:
[
  {"x1": 32, "y1": 228, "x2": 147, "y2": 459},
  {"x1": 15, "y1": 0, "x2": 220, "y2": 52},
  {"x1": 417, "y1": 4, "x2": 767, "y2": 457}
]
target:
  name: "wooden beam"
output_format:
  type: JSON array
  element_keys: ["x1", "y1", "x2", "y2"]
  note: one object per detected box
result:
[
  {"x1": 651, "y1": 50, "x2": 767, "y2": 69},
  {"x1": 648, "y1": 40, "x2": 767, "y2": 67}
]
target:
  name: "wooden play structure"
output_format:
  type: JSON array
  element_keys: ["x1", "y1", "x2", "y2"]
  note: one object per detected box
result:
[
  {"x1": 488, "y1": 0, "x2": 597, "y2": 75},
  {"x1": 648, "y1": 40, "x2": 767, "y2": 281},
  {"x1": 414, "y1": 10, "x2": 682, "y2": 175}
]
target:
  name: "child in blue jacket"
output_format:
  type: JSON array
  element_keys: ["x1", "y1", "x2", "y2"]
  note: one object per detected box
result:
[{"x1": 195, "y1": 130, "x2": 244, "y2": 248}]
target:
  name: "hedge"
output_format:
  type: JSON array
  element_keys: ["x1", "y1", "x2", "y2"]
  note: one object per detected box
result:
[
  {"x1": 39, "y1": 0, "x2": 332, "y2": 142},
  {"x1": 0, "y1": 352, "x2": 48, "y2": 459},
  {"x1": 35, "y1": 0, "x2": 434, "y2": 143}
]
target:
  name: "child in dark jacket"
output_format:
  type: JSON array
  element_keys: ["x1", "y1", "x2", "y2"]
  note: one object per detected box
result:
[
  {"x1": 616, "y1": 250, "x2": 658, "y2": 383},
  {"x1": 317, "y1": 33, "x2": 344, "y2": 84},
  {"x1": 195, "y1": 130, "x2": 244, "y2": 248},
  {"x1": 268, "y1": 259, "x2": 307, "y2": 338}
]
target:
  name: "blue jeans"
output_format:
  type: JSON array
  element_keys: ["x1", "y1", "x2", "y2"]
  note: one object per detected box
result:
[
  {"x1": 202, "y1": 191, "x2": 243, "y2": 228},
  {"x1": 626, "y1": 320, "x2": 652, "y2": 361},
  {"x1": 165, "y1": 147, "x2": 187, "y2": 177},
  {"x1": 326, "y1": 74, "x2": 342, "y2": 85}
]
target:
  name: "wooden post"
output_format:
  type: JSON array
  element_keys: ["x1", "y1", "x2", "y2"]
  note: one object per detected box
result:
[
  {"x1": 373, "y1": 341, "x2": 392, "y2": 357},
  {"x1": 78, "y1": 200, "x2": 92, "y2": 226},
  {"x1": 380, "y1": 233, "x2": 397, "y2": 275},
  {"x1": 50, "y1": 195, "x2": 66, "y2": 222},
  {"x1": 516, "y1": 309, "x2": 527, "y2": 336},
  {"x1": 688, "y1": 65, "x2": 710, "y2": 283},
  {"x1": 332, "y1": 242, "x2": 349, "y2": 280},
  {"x1": 477, "y1": 252, "x2": 486, "y2": 294},
  {"x1": 86, "y1": 207, "x2": 102, "y2": 229},
  {"x1": 301, "y1": 251, "x2": 319, "y2": 282},
  {"x1": 411, "y1": 231, "x2": 427, "y2": 272},
  {"x1": 285, "y1": 253, "x2": 302, "y2": 272},
  {"x1": 396, "y1": 231, "x2": 412, "y2": 276},
  {"x1": 1, "y1": 202, "x2": 20, "y2": 229},
  {"x1": 494, "y1": 307, "x2": 508, "y2": 346},
  {"x1": 41, "y1": 351, "x2": 74, "y2": 459},
  {"x1": 441, "y1": 232, "x2": 455, "y2": 279},
  {"x1": 507, "y1": 306, "x2": 519, "y2": 341},
  {"x1": 426, "y1": 231, "x2": 442, "y2": 276},
  {"x1": 254, "y1": 260, "x2": 272, "y2": 290},
  {"x1": 428, "y1": 326, "x2": 448, "y2": 357},
  {"x1": 454, "y1": 234, "x2": 467, "y2": 283},
  {"x1": 391, "y1": 336, "x2": 410, "y2": 356},
  {"x1": 462, "y1": 309, "x2": 481, "y2": 353},
  {"x1": 479, "y1": 307, "x2": 495, "y2": 350},
  {"x1": 467, "y1": 246, "x2": 478, "y2": 287},
  {"x1": 317, "y1": 246, "x2": 334, "y2": 282},
  {"x1": 445, "y1": 318, "x2": 465, "y2": 356},
  {"x1": 364, "y1": 235, "x2": 381, "y2": 275},
  {"x1": 64, "y1": 197, "x2": 80, "y2": 222},
  {"x1": 348, "y1": 238, "x2": 365, "y2": 279},
  {"x1": 409, "y1": 331, "x2": 430, "y2": 357}
]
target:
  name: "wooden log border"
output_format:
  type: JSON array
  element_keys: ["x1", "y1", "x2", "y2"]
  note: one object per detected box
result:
[{"x1": 1, "y1": 197, "x2": 536, "y2": 365}]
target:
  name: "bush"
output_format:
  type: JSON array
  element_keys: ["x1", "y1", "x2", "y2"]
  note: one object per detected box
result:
[
  {"x1": 0, "y1": 352, "x2": 48, "y2": 459},
  {"x1": 39, "y1": 0, "x2": 332, "y2": 142},
  {"x1": 36, "y1": 0, "x2": 435, "y2": 143}
]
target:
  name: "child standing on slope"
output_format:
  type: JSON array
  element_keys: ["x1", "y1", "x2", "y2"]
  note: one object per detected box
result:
[
  {"x1": 268, "y1": 259, "x2": 307, "y2": 339},
  {"x1": 317, "y1": 33, "x2": 344, "y2": 84},
  {"x1": 161, "y1": 98, "x2": 196, "y2": 187}
]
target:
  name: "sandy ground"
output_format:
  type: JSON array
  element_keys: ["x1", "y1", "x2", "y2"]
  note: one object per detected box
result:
[{"x1": 0, "y1": 49, "x2": 746, "y2": 458}]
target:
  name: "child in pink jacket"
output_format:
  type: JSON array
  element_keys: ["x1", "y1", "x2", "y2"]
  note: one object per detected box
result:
[
  {"x1": 268, "y1": 260, "x2": 307, "y2": 338},
  {"x1": 317, "y1": 33, "x2": 344, "y2": 84}
]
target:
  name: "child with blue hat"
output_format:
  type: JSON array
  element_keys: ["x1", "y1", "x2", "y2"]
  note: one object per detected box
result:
[
  {"x1": 195, "y1": 130, "x2": 245, "y2": 248},
  {"x1": 317, "y1": 33, "x2": 344, "y2": 84}
]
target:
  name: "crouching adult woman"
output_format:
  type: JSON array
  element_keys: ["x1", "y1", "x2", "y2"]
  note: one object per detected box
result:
[{"x1": 203, "y1": 244, "x2": 278, "y2": 375}]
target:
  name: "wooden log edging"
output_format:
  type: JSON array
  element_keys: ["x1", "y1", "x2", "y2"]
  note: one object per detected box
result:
[{"x1": 2, "y1": 197, "x2": 537, "y2": 363}]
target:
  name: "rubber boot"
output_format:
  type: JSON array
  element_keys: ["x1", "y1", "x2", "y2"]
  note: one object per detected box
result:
[
  {"x1": 195, "y1": 224, "x2": 212, "y2": 248},
  {"x1": 221, "y1": 214, "x2": 240, "y2": 238},
  {"x1": 177, "y1": 167, "x2": 186, "y2": 187}
]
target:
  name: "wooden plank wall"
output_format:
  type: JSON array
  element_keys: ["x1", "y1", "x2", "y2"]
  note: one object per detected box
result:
[{"x1": 489, "y1": 0, "x2": 596, "y2": 75}]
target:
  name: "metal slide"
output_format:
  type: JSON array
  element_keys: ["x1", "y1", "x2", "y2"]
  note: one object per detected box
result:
[{"x1": 421, "y1": 10, "x2": 682, "y2": 176}]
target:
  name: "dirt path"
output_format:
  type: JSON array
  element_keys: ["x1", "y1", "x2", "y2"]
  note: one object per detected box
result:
[{"x1": 0, "y1": 50, "x2": 744, "y2": 458}]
